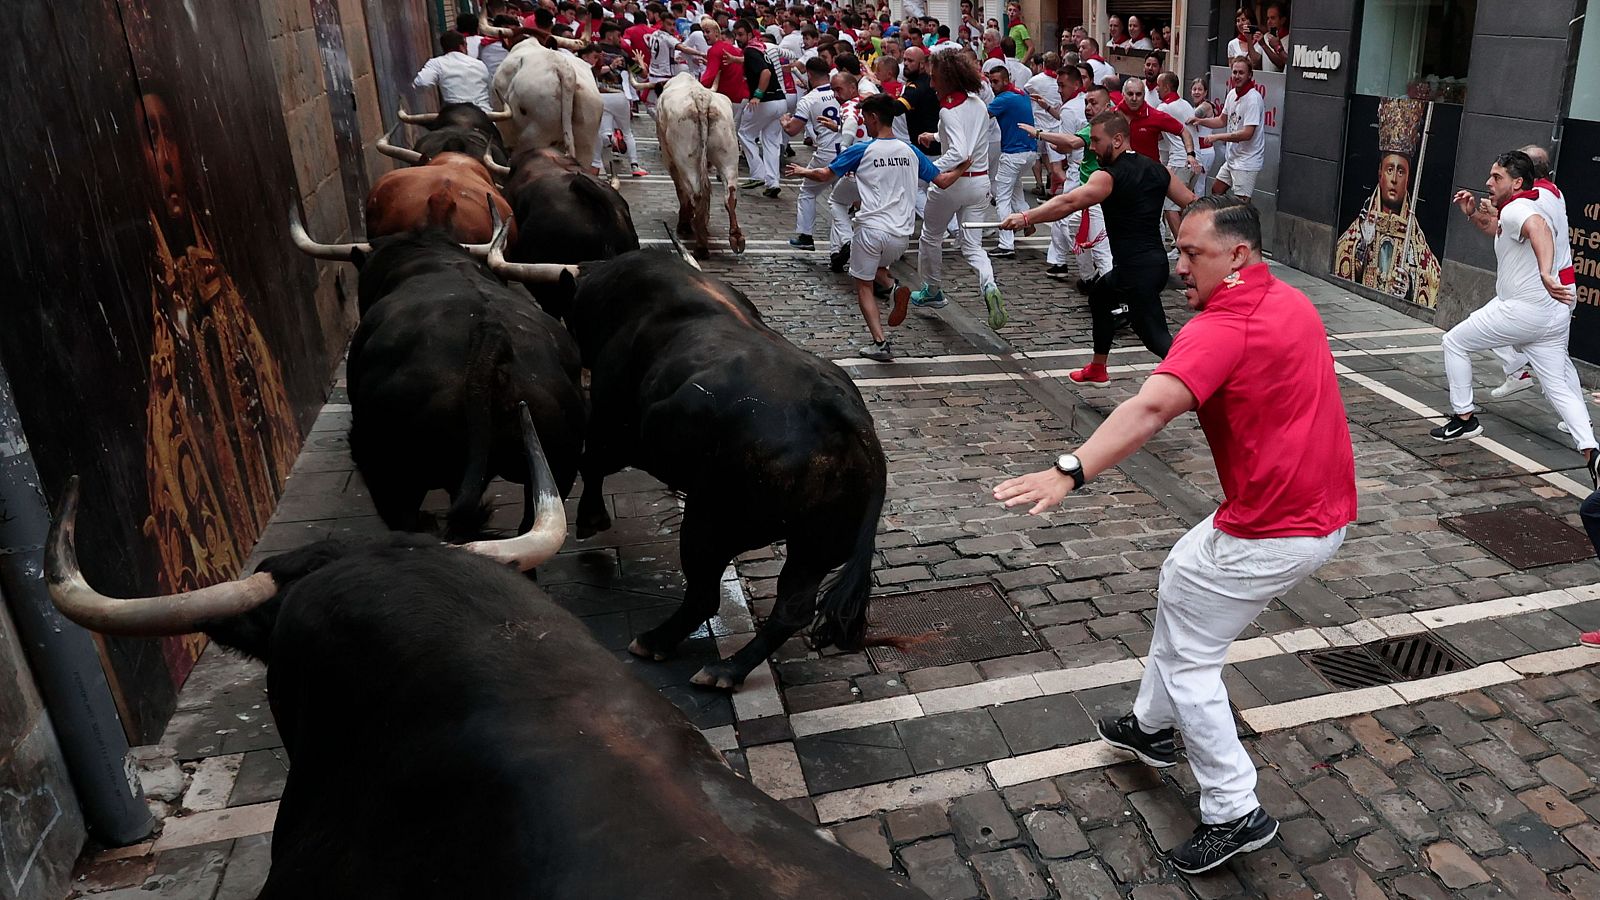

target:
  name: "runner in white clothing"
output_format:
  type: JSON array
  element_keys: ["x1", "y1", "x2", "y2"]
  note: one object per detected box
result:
[
  {"x1": 1430, "y1": 150, "x2": 1600, "y2": 488},
  {"x1": 910, "y1": 50, "x2": 1007, "y2": 330},
  {"x1": 1191, "y1": 58, "x2": 1265, "y2": 201},
  {"x1": 788, "y1": 94, "x2": 955, "y2": 361},
  {"x1": 781, "y1": 59, "x2": 839, "y2": 249}
]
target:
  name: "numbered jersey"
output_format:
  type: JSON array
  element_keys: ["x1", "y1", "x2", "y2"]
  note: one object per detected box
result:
[{"x1": 794, "y1": 85, "x2": 842, "y2": 154}]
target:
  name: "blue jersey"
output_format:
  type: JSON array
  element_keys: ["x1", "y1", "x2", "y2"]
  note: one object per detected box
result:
[
  {"x1": 986, "y1": 89, "x2": 1037, "y2": 155},
  {"x1": 828, "y1": 138, "x2": 940, "y2": 235}
]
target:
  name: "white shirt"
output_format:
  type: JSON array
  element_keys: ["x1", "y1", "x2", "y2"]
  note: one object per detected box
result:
[
  {"x1": 479, "y1": 40, "x2": 510, "y2": 81},
  {"x1": 1221, "y1": 87, "x2": 1266, "y2": 171},
  {"x1": 1157, "y1": 96, "x2": 1196, "y2": 168},
  {"x1": 794, "y1": 84, "x2": 843, "y2": 156},
  {"x1": 1058, "y1": 92, "x2": 1088, "y2": 177},
  {"x1": 1536, "y1": 184, "x2": 1574, "y2": 274},
  {"x1": 1005, "y1": 58, "x2": 1031, "y2": 89},
  {"x1": 1227, "y1": 36, "x2": 1252, "y2": 62},
  {"x1": 779, "y1": 31, "x2": 805, "y2": 60},
  {"x1": 828, "y1": 138, "x2": 939, "y2": 235},
  {"x1": 646, "y1": 29, "x2": 682, "y2": 78},
  {"x1": 857, "y1": 75, "x2": 879, "y2": 96},
  {"x1": 1496, "y1": 198, "x2": 1564, "y2": 308},
  {"x1": 934, "y1": 94, "x2": 989, "y2": 172},
  {"x1": 413, "y1": 52, "x2": 492, "y2": 111},
  {"x1": 1023, "y1": 71, "x2": 1061, "y2": 130},
  {"x1": 978, "y1": 82, "x2": 1001, "y2": 144},
  {"x1": 765, "y1": 24, "x2": 784, "y2": 45},
  {"x1": 1085, "y1": 57, "x2": 1115, "y2": 88},
  {"x1": 1260, "y1": 32, "x2": 1287, "y2": 73},
  {"x1": 684, "y1": 31, "x2": 710, "y2": 77},
  {"x1": 931, "y1": 39, "x2": 964, "y2": 55}
]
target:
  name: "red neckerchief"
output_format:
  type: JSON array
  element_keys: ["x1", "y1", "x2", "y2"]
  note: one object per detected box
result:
[
  {"x1": 1496, "y1": 189, "x2": 1540, "y2": 210},
  {"x1": 1109, "y1": 91, "x2": 1123, "y2": 105},
  {"x1": 940, "y1": 91, "x2": 970, "y2": 109},
  {"x1": 1042, "y1": 68, "x2": 1057, "y2": 78},
  {"x1": 1118, "y1": 100, "x2": 1148, "y2": 118},
  {"x1": 1002, "y1": 84, "x2": 1024, "y2": 95},
  {"x1": 881, "y1": 80, "x2": 904, "y2": 97},
  {"x1": 986, "y1": 47, "x2": 1004, "y2": 59},
  {"x1": 1536, "y1": 178, "x2": 1562, "y2": 199},
  {"x1": 1082, "y1": 52, "x2": 1106, "y2": 63},
  {"x1": 1234, "y1": 78, "x2": 1256, "y2": 99},
  {"x1": 1159, "y1": 90, "x2": 1179, "y2": 104}
]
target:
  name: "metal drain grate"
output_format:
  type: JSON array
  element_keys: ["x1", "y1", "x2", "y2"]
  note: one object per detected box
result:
[
  {"x1": 1439, "y1": 506, "x2": 1595, "y2": 569},
  {"x1": 1302, "y1": 633, "x2": 1469, "y2": 689},
  {"x1": 865, "y1": 583, "x2": 1041, "y2": 673}
]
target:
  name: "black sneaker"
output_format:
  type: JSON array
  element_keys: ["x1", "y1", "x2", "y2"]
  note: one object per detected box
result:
[
  {"x1": 790, "y1": 234, "x2": 815, "y2": 249},
  {"x1": 989, "y1": 247, "x2": 1016, "y2": 260},
  {"x1": 1074, "y1": 277, "x2": 1096, "y2": 295},
  {"x1": 1429, "y1": 415, "x2": 1483, "y2": 442},
  {"x1": 763, "y1": 186, "x2": 781, "y2": 199},
  {"x1": 1045, "y1": 264, "x2": 1072, "y2": 280},
  {"x1": 858, "y1": 340, "x2": 893, "y2": 362},
  {"x1": 829, "y1": 242, "x2": 851, "y2": 273},
  {"x1": 1168, "y1": 808, "x2": 1280, "y2": 875},
  {"x1": 1588, "y1": 450, "x2": 1599, "y2": 490},
  {"x1": 1095, "y1": 713, "x2": 1178, "y2": 768}
]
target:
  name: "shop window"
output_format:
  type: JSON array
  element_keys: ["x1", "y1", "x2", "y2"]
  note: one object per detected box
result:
[
  {"x1": 1572, "y1": 10, "x2": 1600, "y2": 121},
  {"x1": 1355, "y1": 0, "x2": 1476, "y2": 104}
]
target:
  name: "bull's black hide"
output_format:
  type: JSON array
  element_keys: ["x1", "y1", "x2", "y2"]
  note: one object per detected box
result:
[{"x1": 504, "y1": 148, "x2": 638, "y2": 318}]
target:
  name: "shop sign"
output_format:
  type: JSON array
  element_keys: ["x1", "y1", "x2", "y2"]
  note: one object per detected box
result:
[
  {"x1": 1292, "y1": 44, "x2": 1342, "y2": 80},
  {"x1": 1560, "y1": 118, "x2": 1600, "y2": 366}
]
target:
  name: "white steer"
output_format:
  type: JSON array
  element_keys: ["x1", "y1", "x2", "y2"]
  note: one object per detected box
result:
[
  {"x1": 655, "y1": 73, "x2": 745, "y2": 258},
  {"x1": 492, "y1": 40, "x2": 602, "y2": 168}
]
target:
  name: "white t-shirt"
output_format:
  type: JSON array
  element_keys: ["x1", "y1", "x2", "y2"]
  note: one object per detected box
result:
[
  {"x1": 1496, "y1": 197, "x2": 1563, "y2": 308},
  {"x1": 1227, "y1": 37, "x2": 1250, "y2": 61},
  {"x1": 1260, "y1": 32, "x2": 1287, "y2": 73},
  {"x1": 794, "y1": 85, "x2": 844, "y2": 155},
  {"x1": 1058, "y1": 92, "x2": 1088, "y2": 180},
  {"x1": 684, "y1": 31, "x2": 710, "y2": 77},
  {"x1": 1005, "y1": 58, "x2": 1031, "y2": 88},
  {"x1": 1536, "y1": 185, "x2": 1575, "y2": 273},
  {"x1": 646, "y1": 29, "x2": 682, "y2": 79},
  {"x1": 1221, "y1": 87, "x2": 1266, "y2": 171},
  {"x1": 779, "y1": 31, "x2": 805, "y2": 61},
  {"x1": 931, "y1": 39, "x2": 964, "y2": 55},
  {"x1": 1024, "y1": 71, "x2": 1061, "y2": 129},
  {"x1": 827, "y1": 138, "x2": 940, "y2": 234},
  {"x1": 934, "y1": 94, "x2": 990, "y2": 172},
  {"x1": 1085, "y1": 57, "x2": 1116, "y2": 88},
  {"x1": 1157, "y1": 96, "x2": 1196, "y2": 168},
  {"x1": 413, "y1": 52, "x2": 492, "y2": 111},
  {"x1": 1129, "y1": 37, "x2": 1153, "y2": 50},
  {"x1": 977, "y1": 82, "x2": 1002, "y2": 144}
]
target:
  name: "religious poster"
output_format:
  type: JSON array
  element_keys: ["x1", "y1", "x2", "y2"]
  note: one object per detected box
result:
[
  {"x1": 1331, "y1": 96, "x2": 1463, "y2": 309},
  {"x1": 1560, "y1": 117, "x2": 1600, "y2": 366},
  {"x1": 1208, "y1": 67, "x2": 1284, "y2": 249}
]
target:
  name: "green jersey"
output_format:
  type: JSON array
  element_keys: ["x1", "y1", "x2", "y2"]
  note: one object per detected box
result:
[
  {"x1": 1008, "y1": 23, "x2": 1031, "y2": 59},
  {"x1": 1076, "y1": 125, "x2": 1100, "y2": 182}
]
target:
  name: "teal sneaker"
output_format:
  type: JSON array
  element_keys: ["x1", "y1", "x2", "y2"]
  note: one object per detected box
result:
[
  {"x1": 983, "y1": 282, "x2": 1007, "y2": 330},
  {"x1": 909, "y1": 285, "x2": 947, "y2": 308}
]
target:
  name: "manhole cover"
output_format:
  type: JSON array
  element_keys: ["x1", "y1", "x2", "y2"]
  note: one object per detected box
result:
[
  {"x1": 1439, "y1": 506, "x2": 1595, "y2": 569},
  {"x1": 1302, "y1": 633, "x2": 1469, "y2": 688},
  {"x1": 865, "y1": 583, "x2": 1040, "y2": 672}
]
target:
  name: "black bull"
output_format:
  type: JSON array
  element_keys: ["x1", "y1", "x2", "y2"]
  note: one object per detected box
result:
[
  {"x1": 45, "y1": 486, "x2": 924, "y2": 898},
  {"x1": 349, "y1": 230, "x2": 584, "y2": 534},
  {"x1": 503, "y1": 148, "x2": 638, "y2": 316},
  {"x1": 567, "y1": 250, "x2": 888, "y2": 689}
]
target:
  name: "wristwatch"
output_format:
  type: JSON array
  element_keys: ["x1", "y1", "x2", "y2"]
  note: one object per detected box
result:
[
  {"x1": 1054, "y1": 453, "x2": 1085, "y2": 489},
  {"x1": 1186, "y1": 151, "x2": 1198, "y2": 157}
]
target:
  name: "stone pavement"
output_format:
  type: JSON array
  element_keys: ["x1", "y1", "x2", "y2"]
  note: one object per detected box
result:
[{"x1": 68, "y1": 117, "x2": 1600, "y2": 899}]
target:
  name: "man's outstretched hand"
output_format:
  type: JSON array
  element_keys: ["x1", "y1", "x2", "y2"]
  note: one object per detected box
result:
[{"x1": 994, "y1": 469, "x2": 1075, "y2": 515}]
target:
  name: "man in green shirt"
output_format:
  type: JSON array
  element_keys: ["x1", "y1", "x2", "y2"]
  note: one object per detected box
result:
[
  {"x1": 1026, "y1": 82, "x2": 1111, "y2": 287},
  {"x1": 1006, "y1": 2, "x2": 1032, "y2": 60}
]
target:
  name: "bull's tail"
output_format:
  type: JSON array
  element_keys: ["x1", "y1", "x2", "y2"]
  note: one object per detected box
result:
[
  {"x1": 446, "y1": 321, "x2": 510, "y2": 536},
  {"x1": 809, "y1": 471, "x2": 885, "y2": 652},
  {"x1": 695, "y1": 97, "x2": 713, "y2": 200},
  {"x1": 559, "y1": 62, "x2": 577, "y2": 158}
]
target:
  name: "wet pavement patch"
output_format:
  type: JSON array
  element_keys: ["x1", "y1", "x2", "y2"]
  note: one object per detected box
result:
[
  {"x1": 865, "y1": 583, "x2": 1041, "y2": 672},
  {"x1": 1439, "y1": 507, "x2": 1595, "y2": 569}
]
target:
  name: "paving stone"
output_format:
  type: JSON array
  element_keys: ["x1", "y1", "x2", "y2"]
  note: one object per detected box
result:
[
  {"x1": 1553, "y1": 866, "x2": 1600, "y2": 898},
  {"x1": 1375, "y1": 706, "x2": 1427, "y2": 737},
  {"x1": 1235, "y1": 654, "x2": 1332, "y2": 704},
  {"x1": 1517, "y1": 785, "x2": 1588, "y2": 828},
  {"x1": 1461, "y1": 740, "x2": 1542, "y2": 791},
  {"x1": 1486, "y1": 683, "x2": 1558, "y2": 725},
  {"x1": 1451, "y1": 692, "x2": 1502, "y2": 719},
  {"x1": 833, "y1": 817, "x2": 894, "y2": 868},
  {"x1": 1495, "y1": 814, "x2": 1582, "y2": 870},
  {"x1": 949, "y1": 791, "x2": 1022, "y2": 852},
  {"x1": 854, "y1": 673, "x2": 911, "y2": 701},
  {"x1": 1255, "y1": 768, "x2": 1310, "y2": 818},
  {"x1": 904, "y1": 663, "x2": 983, "y2": 693},
  {"x1": 1480, "y1": 849, "x2": 1565, "y2": 900},
  {"x1": 778, "y1": 654, "x2": 876, "y2": 685},
  {"x1": 1022, "y1": 808, "x2": 1089, "y2": 859},
  {"x1": 1481, "y1": 718, "x2": 1550, "y2": 759},
  {"x1": 1412, "y1": 734, "x2": 1475, "y2": 776},
  {"x1": 1566, "y1": 823, "x2": 1600, "y2": 868},
  {"x1": 227, "y1": 749, "x2": 288, "y2": 808},
  {"x1": 1256, "y1": 733, "x2": 1325, "y2": 785},
  {"x1": 1002, "y1": 779, "x2": 1062, "y2": 813},
  {"x1": 1548, "y1": 695, "x2": 1600, "y2": 736},
  {"x1": 886, "y1": 802, "x2": 951, "y2": 845},
  {"x1": 1355, "y1": 832, "x2": 1410, "y2": 871},
  {"x1": 1086, "y1": 822, "x2": 1162, "y2": 884},
  {"x1": 989, "y1": 694, "x2": 1097, "y2": 755},
  {"x1": 1071, "y1": 681, "x2": 1141, "y2": 725},
  {"x1": 1296, "y1": 721, "x2": 1356, "y2": 759},
  {"x1": 215, "y1": 834, "x2": 271, "y2": 900},
  {"x1": 1395, "y1": 763, "x2": 1455, "y2": 812},
  {"x1": 971, "y1": 848, "x2": 1051, "y2": 900},
  {"x1": 1043, "y1": 859, "x2": 1119, "y2": 900},
  {"x1": 1453, "y1": 774, "x2": 1529, "y2": 825},
  {"x1": 1104, "y1": 762, "x2": 1164, "y2": 794},
  {"x1": 900, "y1": 837, "x2": 981, "y2": 900},
  {"x1": 1127, "y1": 886, "x2": 1188, "y2": 900},
  {"x1": 1304, "y1": 857, "x2": 1386, "y2": 900},
  {"x1": 793, "y1": 723, "x2": 914, "y2": 794},
  {"x1": 1422, "y1": 841, "x2": 1489, "y2": 888},
  {"x1": 1127, "y1": 789, "x2": 1197, "y2": 853},
  {"x1": 1335, "y1": 757, "x2": 1397, "y2": 798},
  {"x1": 897, "y1": 709, "x2": 1012, "y2": 774},
  {"x1": 1372, "y1": 793, "x2": 1442, "y2": 844},
  {"x1": 1416, "y1": 699, "x2": 1490, "y2": 743},
  {"x1": 1435, "y1": 620, "x2": 1537, "y2": 664},
  {"x1": 1055, "y1": 773, "x2": 1128, "y2": 827},
  {"x1": 785, "y1": 680, "x2": 859, "y2": 713},
  {"x1": 1441, "y1": 811, "x2": 1506, "y2": 855},
  {"x1": 1236, "y1": 846, "x2": 1314, "y2": 898},
  {"x1": 1344, "y1": 714, "x2": 1414, "y2": 767},
  {"x1": 1277, "y1": 816, "x2": 1335, "y2": 861},
  {"x1": 1391, "y1": 872, "x2": 1453, "y2": 900},
  {"x1": 1299, "y1": 776, "x2": 1379, "y2": 842}
]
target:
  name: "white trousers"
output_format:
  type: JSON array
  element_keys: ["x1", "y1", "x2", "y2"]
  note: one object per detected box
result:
[
  {"x1": 994, "y1": 150, "x2": 1038, "y2": 251},
  {"x1": 1048, "y1": 204, "x2": 1112, "y2": 278},
  {"x1": 593, "y1": 92, "x2": 638, "y2": 169},
  {"x1": 738, "y1": 100, "x2": 786, "y2": 188},
  {"x1": 1443, "y1": 297, "x2": 1598, "y2": 450},
  {"x1": 796, "y1": 150, "x2": 836, "y2": 238},
  {"x1": 987, "y1": 139, "x2": 1002, "y2": 195},
  {"x1": 828, "y1": 175, "x2": 859, "y2": 252},
  {"x1": 918, "y1": 175, "x2": 995, "y2": 293},
  {"x1": 1134, "y1": 515, "x2": 1346, "y2": 824}
]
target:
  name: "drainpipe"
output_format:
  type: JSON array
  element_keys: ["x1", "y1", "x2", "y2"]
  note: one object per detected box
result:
[{"x1": 0, "y1": 360, "x2": 153, "y2": 845}]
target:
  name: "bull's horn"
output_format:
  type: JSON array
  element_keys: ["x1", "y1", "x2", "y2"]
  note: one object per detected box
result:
[
  {"x1": 45, "y1": 477, "x2": 279, "y2": 636},
  {"x1": 289, "y1": 202, "x2": 370, "y2": 260},
  {"x1": 484, "y1": 219, "x2": 578, "y2": 282},
  {"x1": 462, "y1": 403, "x2": 567, "y2": 570},
  {"x1": 482, "y1": 151, "x2": 512, "y2": 178},
  {"x1": 376, "y1": 124, "x2": 425, "y2": 164},
  {"x1": 397, "y1": 107, "x2": 438, "y2": 125},
  {"x1": 480, "y1": 21, "x2": 514, "y2": 38},
  {"x1": 486, "y1": 108, "x2": 514, "y2": 121}
]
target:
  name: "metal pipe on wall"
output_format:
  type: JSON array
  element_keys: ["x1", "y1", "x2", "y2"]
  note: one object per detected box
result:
[{"x1": 0, "y1": 361, "x2": 153, "y2": 845}]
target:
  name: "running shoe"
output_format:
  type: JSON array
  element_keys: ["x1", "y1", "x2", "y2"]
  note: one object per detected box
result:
[
  {"x1": 1490, "y1": 370, "x2": 1535, "y2": 398},
  {"x1": 1168, "y1": 808, "x2": 1280, "y2": 875},
  {"x1": 763, "y1": 186, "x2": 781, "y2": 199},
  {"x1": 738, "y1": 178, "x2": 763, "y2": 189},
  {"x1": 790, "y1": 233, "x2": 815, "y2": 249},
  {"x1": 989, "y1": 247, "x2": 1016, "y2": 260},
  {"x1": 630, "y1": 165, "x2": 650, "y2": 177},
  {"x1": 1045, "y1": 264, "x2": 1072, "y2": 280},
  {"x1": 858, "y1": 340, "x2": 894, "y2": 362},
  {"x1": 1095, "y1": 713, "x2": 1177, "y2": 768},
  {"x1": 1069, "y1": 363, "x2": 1109, "y2": 384},
  {"x1": 1429, "y1": 415, "x2": 1483, "y2": 442},
  {"x1": 829, "y1": 242, "x2": 851, "y2": 273},
  {"x1": 1581, "y1": 630, "x2": 1600, "y2": 647},
  {"x1": 887, "y1": 281, "x2": 910, "y2": 327},
  {"x1": 909, "y1": 285, "x2": 947, "y2": 308},
  {"x1": 983, "y1": 282, "x2": 1007, "y2": 330}
]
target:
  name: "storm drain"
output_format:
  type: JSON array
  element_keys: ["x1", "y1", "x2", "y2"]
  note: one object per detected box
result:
[
  {"x1": 1302, "y1": 633, "x2": 1469, "y2": 689},
  {"x1": 1439, "y1": 506, "x2": 1595, "y2": 569},
  {"x1": 865, "y1": 583, "x2": 1041, "y2": 673}
]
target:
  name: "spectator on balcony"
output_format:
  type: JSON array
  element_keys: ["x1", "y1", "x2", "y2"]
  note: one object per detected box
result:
[{"x1": 1226, "y1": 7, "x2": 1262, "y2": 71}]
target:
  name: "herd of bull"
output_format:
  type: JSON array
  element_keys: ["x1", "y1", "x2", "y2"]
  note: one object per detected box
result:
[{"x1": 44, "y1": 39, "x2": 928, "y2": 898}]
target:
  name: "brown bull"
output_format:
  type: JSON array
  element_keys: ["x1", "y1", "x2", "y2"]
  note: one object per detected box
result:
[{"x1": 365, "y1": 152, "x2": 516, "y2": 245}]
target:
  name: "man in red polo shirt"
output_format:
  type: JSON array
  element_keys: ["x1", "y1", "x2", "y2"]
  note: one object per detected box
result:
[
  {"x1": 1117, "y1": 77, "x2": 1193, "y2": 163},
  {"x1": 995, "y1": 195, "x2": 1356, "y2": 875}
]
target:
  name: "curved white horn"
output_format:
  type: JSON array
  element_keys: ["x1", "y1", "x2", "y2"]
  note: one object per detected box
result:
[
  {"x1": 482, "y1": 151, "x2": 513, "y2": 178},
  {"x1": 397, "y1": 107, "x2": 439, "y2": 125},
  {"x1": 377, "y1": 124, "x2": 425, "y2": 164},
  {"x1": 484, "y1": 218, "x2": 578, "y2": 282},
  {"x1": 462, "y1": 404, "x2": 567, "y2": 570},
  {"x1": 486, "y1": 108, "x2": 514, "y2": 121},
  {"x1": 289, "y1": 203, "x2": 370, "y2": 260},
  {"x1": 45, "y1": 477, "x2": 279, "y2": 636}
]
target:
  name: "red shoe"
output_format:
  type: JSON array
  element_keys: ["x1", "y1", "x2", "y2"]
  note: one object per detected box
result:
[
  {"x1": 1581, "y1": 630, "x2": 1600, "y2": 647},
  {"x1": 611, "y1": 129, "x2": 626, "y2": 154},
  {"x1": 1068, "y1": 363, "x2": 1109, "y2": 384}
]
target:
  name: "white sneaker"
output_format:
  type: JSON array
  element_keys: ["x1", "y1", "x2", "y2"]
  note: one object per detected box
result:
[{"x1": 1490, "y1": 371, "x2": 1535, "y2": 398}]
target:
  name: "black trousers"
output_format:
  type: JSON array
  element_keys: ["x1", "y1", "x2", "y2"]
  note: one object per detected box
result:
[{"x1": 1088, "y1": 260, "x2": 1173, "y2": 358}]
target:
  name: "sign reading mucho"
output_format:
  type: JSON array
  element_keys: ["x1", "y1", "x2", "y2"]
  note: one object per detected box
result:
[{"x1": 1293, "y1": 44, "x2": 1342, "y2": 80}]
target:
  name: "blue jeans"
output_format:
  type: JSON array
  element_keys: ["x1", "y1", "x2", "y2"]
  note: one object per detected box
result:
[{"x1": 1583, "y1": 491, "x2": 1600, "y2": 557}]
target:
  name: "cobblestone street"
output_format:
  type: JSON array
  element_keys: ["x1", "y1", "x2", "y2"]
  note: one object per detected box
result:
[{"x1": 69, "y1": 119, "x2": 1600, "y2": 899}]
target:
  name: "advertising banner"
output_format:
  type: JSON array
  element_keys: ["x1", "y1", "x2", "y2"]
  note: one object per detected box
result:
[
  {"x1": 1331, "y1": 96, "x2": 1463, "y2": 310},
  {"x1": 1560, "y1": 118, "x2": 1600, "y2": 366},
  {"x1": 1208, "y1": 67, "x2": 1284, "y2": 249}
]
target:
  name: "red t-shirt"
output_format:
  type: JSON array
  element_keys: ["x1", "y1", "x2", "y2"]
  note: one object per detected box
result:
[
  {"x1": 1152, "y1": 263, "x2": 1357, "y2": 539},
  {"x1": 700, "y1": 40, "x2": 750, "y2": 102},
  {"x1": 1116, "y1": 101, "x2": 1182, "y2": 162}
]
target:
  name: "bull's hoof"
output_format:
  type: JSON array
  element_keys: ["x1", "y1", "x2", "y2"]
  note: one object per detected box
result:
[
  {"x1": 627, "y1": 636, "x2": 670, "y2": 662},
  {"x1": 676, "y1": 221, "x2": 695, "y2": 238},
  {"x1": 575, "y1": 509, "x2": 612, "y2": 540},
  {"x1": 690, "y1": 660, "x2": 747, "y2": 691},
  {"x1": 729, "y1": 232, "x2": 747, "y2": 255},
  {"x1": 693, "y1": 246, "x2": 710, "y2": 260}
]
